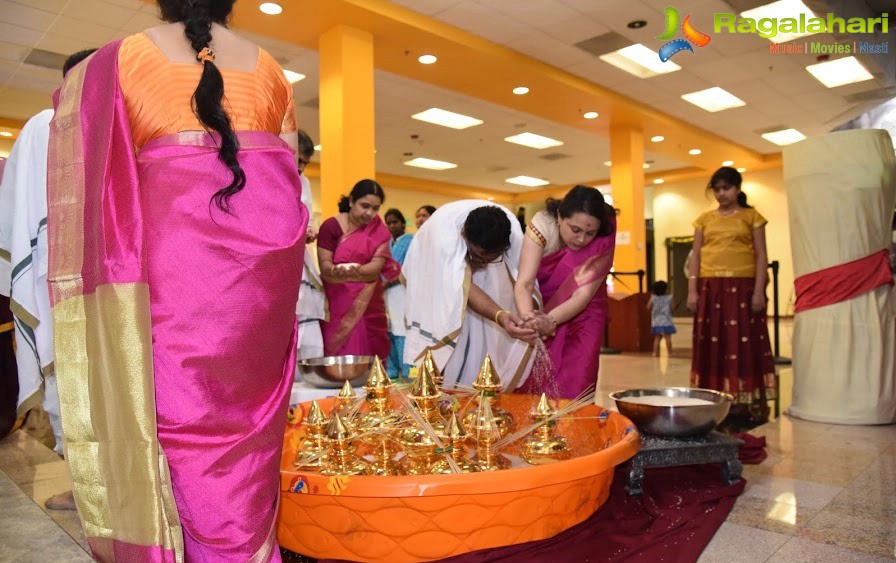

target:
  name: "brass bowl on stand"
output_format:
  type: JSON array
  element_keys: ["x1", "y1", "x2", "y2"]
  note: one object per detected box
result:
[
  {"x1": 610, "y1": 387, "x2": 732, "y2": 437},
  {"x1": 296, "y1": 355, "x2": 373, "y2": 388}
]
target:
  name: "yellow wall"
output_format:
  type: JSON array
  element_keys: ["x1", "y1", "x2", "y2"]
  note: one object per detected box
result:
[{"x1": 651, "y1": 168, "x2": 794, "y2": 315}]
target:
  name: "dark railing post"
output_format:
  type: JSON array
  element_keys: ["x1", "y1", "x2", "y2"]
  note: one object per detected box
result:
[
  {"x1": 637, "y1": 269, "x2": 645, "y2": 293},
  {"x1": 769, "y1": 260, "x2": 791, "y2": 366}
]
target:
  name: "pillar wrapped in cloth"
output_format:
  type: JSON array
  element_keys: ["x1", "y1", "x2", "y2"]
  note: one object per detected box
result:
[{"x1": 784, "y1": 129, "x2": 896, "y2": 424}]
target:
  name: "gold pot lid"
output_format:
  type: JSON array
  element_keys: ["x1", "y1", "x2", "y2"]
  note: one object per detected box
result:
[
  {"x1": 422, "y1": 349, "x2": 443, "y2": 384},
  {"x1": 473, "y1": 354, "x2": 501, "y2": 391},
  {"x1": 412, "y1": 360, "x2": 440, "y2": 398},
  {"x1": 365, "y1": 356, "x2": 392, "y2": 390},
  {"x1": 306, "y1": 400, "x2": 327, "y2": 426},
  {"x1": 326, "y1": 411, "x2": 352, "y2": 441}
]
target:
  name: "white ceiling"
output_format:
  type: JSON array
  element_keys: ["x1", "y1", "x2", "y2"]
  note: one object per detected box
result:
[
  {"x1": 390, "y1": 0, "x2": 895, "y2": 153},
  {"x1": 1, "y1": 0, "x2": 894, "y2": 192}
]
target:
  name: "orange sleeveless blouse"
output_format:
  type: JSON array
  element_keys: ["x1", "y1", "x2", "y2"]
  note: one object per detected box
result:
[{"x1": 118, "y1": 33, "x2": 297, "y2": 150}]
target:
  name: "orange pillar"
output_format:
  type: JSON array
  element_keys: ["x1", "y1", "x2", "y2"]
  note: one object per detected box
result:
[
  {"x1": 609, "y1": 124, "x2": 646, "y2": 275},
  {"x1": 318, "y1": 26, "x2": 376, "y2": 219}
]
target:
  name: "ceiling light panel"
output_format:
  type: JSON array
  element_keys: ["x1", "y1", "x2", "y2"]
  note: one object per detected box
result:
[
  {"x1": 761, "y1": 128, "x2": 806, "y2": 145},
  {"x1": 741, "y1": 0, "x2": 819, "y2": 43},
  {"x1": 506, "y1": 176, "x2": 550, "y2": 187},
  {"x1": 403, "y1": 157, "x2": 458, "y2": 170},
  {"x1": 504, "y1": 132, "x2": 564, "y2": 150},
  {"x1": 599, "y1": 44, "x2": 681, "y2": 78},
  {"x1": 681, "y1": 87, "x2": 746, "y2": 112},
  {"x1": 283, "y1": 69, "x2": 305, "y2": 84},
  {"x1": 806, "y1": 56, "x2": 874, "y2": 88},
  {"x1": 411, "y1": 108, "x2": 484, "y2": 130}
]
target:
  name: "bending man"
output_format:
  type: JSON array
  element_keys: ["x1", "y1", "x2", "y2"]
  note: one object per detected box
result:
[{"x1": 403, "y1": 201, "x2": 537, "y2": 388}]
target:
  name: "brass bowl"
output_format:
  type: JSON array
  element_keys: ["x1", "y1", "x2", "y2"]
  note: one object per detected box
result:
[
  {"x1": 609, "y1": 387, "x2": 733, "y2": 437},
  {"x1": 297, "y1": 355, "x2": 373, "y2": 388}
]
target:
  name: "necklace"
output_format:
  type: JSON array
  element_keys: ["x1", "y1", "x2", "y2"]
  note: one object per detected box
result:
[{"x1": 716, "y1": 207, "x2": 741, "y2": 218}]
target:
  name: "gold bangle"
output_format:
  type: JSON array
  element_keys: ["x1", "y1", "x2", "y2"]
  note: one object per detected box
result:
[{"x1": 494, "y1": 309, "x2": 509, "y2": 324}]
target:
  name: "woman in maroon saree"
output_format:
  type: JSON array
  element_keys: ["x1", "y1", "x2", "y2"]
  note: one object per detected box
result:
[
  {"x1": 317, "y1": 179, "x2": 400, "y2": 359},
  {"x1": 515, "y1": 186, "x2": 615, "y2": 398}
]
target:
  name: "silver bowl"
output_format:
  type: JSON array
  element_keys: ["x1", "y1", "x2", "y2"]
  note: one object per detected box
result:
[
  {"x1": 297, "y1": 355, "x2": 374, "y2": 388},
  {"x1": 609, "y1": 387, "x2": 733, "y2": 437}
]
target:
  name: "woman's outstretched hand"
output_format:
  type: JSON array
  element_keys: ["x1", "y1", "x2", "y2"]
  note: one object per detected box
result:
[
  {"x1": 500, "y1": 311, "x2": 539, "y2": 344},
  {"x1": 522, "y1": 312, "x2": 557, "y2": 338}
]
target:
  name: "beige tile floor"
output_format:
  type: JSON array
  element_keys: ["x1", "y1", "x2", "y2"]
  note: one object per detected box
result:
[{"x1": 1, "y1": 318, "x2": 894, "y2": 562}]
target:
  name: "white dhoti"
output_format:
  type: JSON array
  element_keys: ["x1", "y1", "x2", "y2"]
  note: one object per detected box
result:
[
  {"x1": 784, "y1": 129, "x2": 896, "y2": 425},
  {"x1": 0, "y1": 109, "x2": 63, "y2": 452},
  {"x1": 402, "y1": 200, "x2": 534, "y2": 389},
  {"x1": 295, "y1": 174, "x2": 326, "y2": 365}
]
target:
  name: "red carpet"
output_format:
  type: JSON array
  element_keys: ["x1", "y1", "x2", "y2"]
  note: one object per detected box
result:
[{"x1": 296, "y1": 463, "x2": 745, "y2": 563}]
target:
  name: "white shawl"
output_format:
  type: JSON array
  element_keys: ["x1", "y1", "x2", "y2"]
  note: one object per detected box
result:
[
  {"x1": 0, "y1": 109, "x2": 55, "y2": 416},
  {"x1": 296, "y1": 174, "x2": 327, "y2": 322}
]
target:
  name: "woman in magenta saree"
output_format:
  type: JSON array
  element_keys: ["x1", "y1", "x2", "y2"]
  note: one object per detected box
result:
[
  {"x1": 515, "y1": 186, "x2": 615, "y2": 399},
  {"x1": 46, "y1": 5, "x2": 306, "y2": 561},
  {"x1": 317, "y1": 180, "x2": 400, "y2": 359}
]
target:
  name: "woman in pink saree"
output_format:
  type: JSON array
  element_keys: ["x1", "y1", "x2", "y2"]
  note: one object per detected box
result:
[
  {"x1": 45, "y1": 2, "x2": 306, "y2": 561},
  {"x1": 515, "y1": 186, "x2": 615, "y2": 399},
  {"x1": 317, "y1": 179, "x2": 400, "y2": 359}
]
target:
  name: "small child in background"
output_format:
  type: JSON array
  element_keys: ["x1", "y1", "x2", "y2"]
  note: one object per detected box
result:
[{"x1": 648, "y1": 280, "x2": 676, "y2": 357}]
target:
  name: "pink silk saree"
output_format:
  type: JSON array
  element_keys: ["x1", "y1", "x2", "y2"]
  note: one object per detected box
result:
[
  {"x1": 521, "y1": 223, "x2": 615, "y2": 399},
  {"x1": 47, "y1": 41, "x2": 307, "y2": 562},
  {"x1": 320, "y1": 216, "x2": 399, "y2": 359}
]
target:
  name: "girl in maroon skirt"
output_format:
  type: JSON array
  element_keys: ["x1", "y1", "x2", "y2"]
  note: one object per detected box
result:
[{"x1": 687, "y1": 167, "x2": 776, "y2": 421}]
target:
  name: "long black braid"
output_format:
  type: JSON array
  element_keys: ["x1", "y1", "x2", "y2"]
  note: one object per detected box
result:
[{"x1": 158, "y1": 0, "x2": 244, "y2": 212}]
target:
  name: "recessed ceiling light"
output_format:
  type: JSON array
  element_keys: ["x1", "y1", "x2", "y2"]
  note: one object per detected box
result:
[
  {"x1": 722, "y1": 160, "x2": 734, "y2": 166},
  {"x1": 282, "y1": 69, "x2": 305, "y2": 84},
  {"x1": 643, "y1": 163, "x2": 650, "y2": 169},
  {"x1": 761, "y1": 128, "x2": 806, "y2": 146},
  {"x1": 313, "y1": 144, "x2": 321, "y2": 151},
  {"x1": 506, "y1": 176, "x2": 549, "y2": 187},
  {"x1": 599, "y1": 43, "x2": 681, "y2": 79},
  {"x1": 653, "y1": 179, "x2": 665, "y2": 184},
  {"x1": 0, "y1": 131, "x2": 12, "y2": 137},
  {"x1": 259, "y1": 2, "x2": 282, "y2": 15},
  {"x1": 418, "y1": 54, "x2": 437, "y2": 65},
  {"x1": 583, "y1": 111, "x2": 599, "y2": 119},
  {"x1": 513, "y1": 86, "x2": 529, "y2": 95},
  {"x1": 651, "y1": 135, "x2": 664, "y2": 142},
  {"x1": 504, "y1": 132, "x2": 563, "y2": 150},
  {"x1": 627, "y1": 20, "x2": 647, "y2": 29},
  {"x1": 737, "y1": 167, "x2": 747, "y2": 172},
  {"x1": 403, "y1": 157, "x2": 457, "y2": 170},
  {"x1": 603, "y1": 161, "x2": 612, "y2": 166},
  {"x1": 689, "y1": 148, "x2": 702, "y2": 155},
  {"x1": 681, "y1": 87, "x2": 746, "y2": 112},
  {"x1": 741, "y1": 0, "x2": 818, "y2": 43},
  {"x1": 806, "y1": 56, "x2": 873, "y2": 88},
  {"x1": 411, "y1": 108, "x2": 483, "y2": 130}
]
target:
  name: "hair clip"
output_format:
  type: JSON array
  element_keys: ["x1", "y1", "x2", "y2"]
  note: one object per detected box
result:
[{"x1": 196, "y1": 47, "x2": 215, "y2": 64}]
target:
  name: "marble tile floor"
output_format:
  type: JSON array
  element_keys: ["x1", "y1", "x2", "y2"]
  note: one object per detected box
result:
[{"x1": 1, "y1": 318, "x2": 894, "y2": 562}]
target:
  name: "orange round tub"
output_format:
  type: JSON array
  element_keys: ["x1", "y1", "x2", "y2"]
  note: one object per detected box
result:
[{"x1": 277, "y1": 395, "x2": 640, "y2": 562}]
